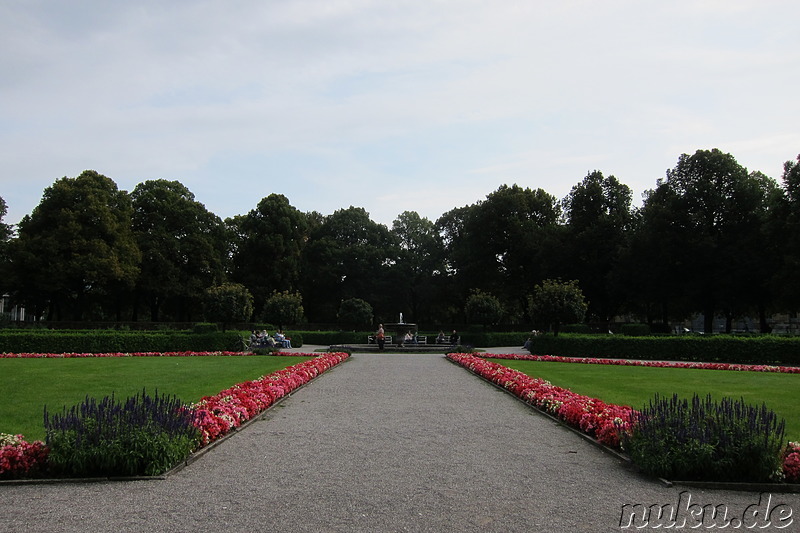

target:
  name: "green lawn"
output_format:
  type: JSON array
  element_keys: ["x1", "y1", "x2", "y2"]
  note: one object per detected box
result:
[
  {"x1": 1, "y1": 355, "x2": 312, "y2": 441},
  {"x1": 490, "y1": 358, "x2": 800, "y2": 441}
]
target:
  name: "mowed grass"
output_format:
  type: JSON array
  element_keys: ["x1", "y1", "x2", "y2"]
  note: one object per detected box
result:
[
  {"x1": 0, "y1": 356, "x2": 312, "y2": 441},
  {"x1": 489, "y1": 359, "x2": 800, "y2": 441}
]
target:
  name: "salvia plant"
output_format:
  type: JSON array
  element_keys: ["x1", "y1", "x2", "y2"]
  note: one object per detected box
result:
[
  {"x1": 44, "y1": 389, "x2": 200, "y2": 477},
  {"x1": 622, "y1": 393, "x2": 787, "y2": 482}
]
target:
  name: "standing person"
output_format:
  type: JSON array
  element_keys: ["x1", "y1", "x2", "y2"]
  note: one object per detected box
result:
[{"x1": 376, "y1": 324, "x2": 385, "y2": 351}]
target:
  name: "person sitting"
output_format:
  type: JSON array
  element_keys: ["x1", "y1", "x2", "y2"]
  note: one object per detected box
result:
[
  {"x1": 436, "y1": 331, "x2": 446, "y2": 344},
  {"x1": 249, "y1": 330, "x2": 259, "y2": 348},
  {"x1": 404, "y1": 331, "x2": 415, "y2": 345},
  {"x1": 274, "y1": 330, "x2": 292, "y2": 349},
  {"x1": 449, "y1": 330, "x2": 459, "y2": 345}
]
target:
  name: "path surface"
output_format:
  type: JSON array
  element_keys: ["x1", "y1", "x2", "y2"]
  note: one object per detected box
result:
[{"x1": 2, "y1": 352, "x2": 798, "y2": 532}]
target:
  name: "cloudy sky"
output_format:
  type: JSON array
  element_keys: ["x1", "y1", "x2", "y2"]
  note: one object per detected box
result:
[{"x1": 2, "y1": 0, "x2": 799, "y2": 228}]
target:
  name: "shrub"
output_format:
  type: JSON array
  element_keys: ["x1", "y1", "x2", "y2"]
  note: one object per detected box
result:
[
  {"x1": 526, "y1": 334, "x2": 800, "y2": 366},
  {"x1": 192, "y1": 322, "x2": 219, "y2": 334},
  {"x1": 44, "y1": 389, "x2": 200, "y2": 477},
  {"x1": 337, "y1": 298, "x2": 373, "y2": 330},
  {"x1": 561, "y1": 324, "x2": 592, "y2": 334},
  {"x1": 619, "y1": 323, "x2": 651, "y2": 336},
  {"x1": 623, "y1": 393, "x2": 786, "y2": 482},
  {"x1": 0, "y1": 330, "x2": 243, "y2": 353}
]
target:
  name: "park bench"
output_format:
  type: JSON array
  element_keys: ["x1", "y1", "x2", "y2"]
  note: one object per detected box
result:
[{"x1": 367, "y1": 335, "x2": 393, "y2": 344}]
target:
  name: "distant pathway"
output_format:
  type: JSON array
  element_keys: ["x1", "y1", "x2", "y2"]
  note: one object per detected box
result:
[{"x1": 1, "y1": 352, "x2": 797, "y2": 532}]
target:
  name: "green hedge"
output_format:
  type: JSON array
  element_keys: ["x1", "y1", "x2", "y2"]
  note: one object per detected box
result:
[
  {"x1": 0, "y1": 331, "x2": 245, "y2": 354},
  {"x1": 527, "y1": 334, "x2": 800, "y2": 366},
  {"x1": 294, "y1": 330, "x2": 531, "y2": 348},
  {"x1": 298, "y1": 331, "x2": 371, "y2": 345}
]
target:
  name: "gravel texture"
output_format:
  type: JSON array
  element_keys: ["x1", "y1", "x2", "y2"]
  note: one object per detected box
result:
[{"x1": 1, "y1": 350, "x2": 798, "y2": 532}]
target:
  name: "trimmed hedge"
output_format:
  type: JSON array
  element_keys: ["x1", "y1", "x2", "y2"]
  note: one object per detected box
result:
[
  {"x1": 0, "y1": 331, "x2": 244, "y2": 354},
  {"x1": 527, "y1": 334, "x2": 800, "y2": 366},
  {"x1": 295, "y1": 330, "x2": 530, "y2": 348}
]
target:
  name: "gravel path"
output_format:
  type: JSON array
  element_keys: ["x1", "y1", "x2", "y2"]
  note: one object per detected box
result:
[{"x1": 2, "y1": 352, "x2": 798, "y2": 532}]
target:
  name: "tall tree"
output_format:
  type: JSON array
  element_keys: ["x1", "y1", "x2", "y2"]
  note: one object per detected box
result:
[
  {"x1": 562, "y1": 171, "x2": 632, "y2": 322},
  {"x1": 770, "y1": 154, "x2": 800, "y2": 314},
  {"x1": 390, "y1": 211, "x2": 444, "y2": 324},
  {"x1": 301, "y1": 206, "x2": 396, "y2": 323},
  {"x1": 228, "y1": 194, "x2": 308, "y2": 313},
  {"x1": 628, "y1": 149, "x2": 773, "y2": 332},
  {"x1": 0, "y1": 196, "x2": 11, "y2": 286},
  {"x1": 130, "y1": 179, "x2": 228, "y2": 321},
  {"x1": 10, "y1": 170, "x2": 140, "y2": 320},
  {"x1": 0, "y1": 196, "x2": 11, "y2": 297},
  {"x1": 451, "y1": 184, "x2": 561, "y2": 323}
]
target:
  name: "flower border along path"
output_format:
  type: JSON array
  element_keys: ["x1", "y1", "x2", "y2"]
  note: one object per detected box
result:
[
  {"x1": 0, "y1": 351, "x2": 349, "y2": 481},
  {"x1": 447, "y1": 352, "x2": 800, "y2": 491},
  {"x1": 477, "y1": 352, "x2": 800, "y2": 374}
]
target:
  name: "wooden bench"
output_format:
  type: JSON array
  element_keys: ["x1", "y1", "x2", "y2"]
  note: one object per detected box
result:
[{"x1": 367, "y1": 335, "x2": 393, "y2": 344}]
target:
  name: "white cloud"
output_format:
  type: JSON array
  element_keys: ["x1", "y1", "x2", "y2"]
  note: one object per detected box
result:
[{"x1": 1, "y1": 0, "x2": 799, "y2": 228}]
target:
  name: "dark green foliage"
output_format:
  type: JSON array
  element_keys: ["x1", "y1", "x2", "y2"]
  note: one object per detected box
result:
[
  {"x1": 130, "y1": 179, "x2": 228, "y2": 322},
  {"x1": 192, "y1": 322, "x2": 219, "y2": 334},
  {"x1": 203, "y1": 283, "x2": 254, "y2": 329},
  {"x1": 560, "y1": 324, "x2": 592, "y2": 334},
  {"x1": 619, "y1": 323, "x2": 651, "y2": 336},
  {"x1": 10, "y1": 170, "x2": 141, "y2": 321},
  {"x1": 526, "y1": 334, "x2": 800, "y2": 365},
  {"x1": 528, "y1": 279, "x2": 588, "y2": 336},
  {"x1": 465, "y1": 289, "x2": 504, "y2": 327},
  {"x1": 227, "y1": 194, "x2": 309, "y2": 313},
  {"x1": 562, "y1": 171, "x2": 632, "y2": 322},
  {"x1": 390, "y1": 211, "x2": 445, "y2": 325},
  {"x1": 337, "y1": 298, "x2": 373, "y2": 330},
  {"x1": 44, "y1": 389, "x2": 199, "y2": 477},
  {"x1": 260, "y1": 290, "x2": 304, "y2": 329},
  {"x1": 301, "y1": 206, "x2": 396, "y2": 323},
  {"x1": 623, "y1": 393, "x2": 786, "y2": 482},
  {"x1": 0, "y1": 330, "x2": 243, "y2": 353}
]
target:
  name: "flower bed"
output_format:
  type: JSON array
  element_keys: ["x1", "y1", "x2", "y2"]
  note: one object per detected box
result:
[
  {"x1": 0, "y1": 434, "x2": 49, "y2": 479},
  {"x1": 191, "y1": 352, "x2": 349, "y2": 445},
  {"x1": 479, "y1": 353, "x2": 800, "y2": 374},
  {"x1": 448, "y1": 352, "x2": 635, "y2": 448},
  {"x1": 0, "y1": 351, "x2": 313, "y2": 358},
  {"x1": 448, "y1": 352, "x2": 800, "y2": 483},
  {"x1": 0, "y1": 352, "x2": 349, "y2": 479}
]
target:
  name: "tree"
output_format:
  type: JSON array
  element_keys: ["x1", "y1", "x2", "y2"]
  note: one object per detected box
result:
[
  {"x1": 301, "y1": 207, "x2": 396, "y2": 323},
  {"x1": 0, "y1": 195, "x2": 10, "y2": 244},
  {"x1": 337, "y1": 297, "x2": 373, "y2": 330},
  {"x1": 390, "y1": 211, "x2": 444, "y2": 323},
  {"x1": 10, "y1": 170, "x2": 140, "y2": 320},
  {"x1": 228, "y1": 194, "x2": 309, "y2": 313},
  {"x1": 464, "y1": 289, "x2": 504, "y2": 328},
  {"x1": 628, "y1": 149, "x2": 774, "y2": 333},
  {"x1": 130, "y1": 179, "x2": 228, "y2": 321},
  {"x1": 769, "y1": 154, "x2": 800, "y2": 313},
  {"x1": 561, "y1": 171, "x2": 632, "y2": 322},
  {"x1": 261, "y1": 290, "x2": 304, "y2": 329},
  {"x1": 0, "y1": 196, "x2": 11, "y2": 294},
  {"x1": 203, "y1": 282, "x2": 254, "y2": 331},
  {"x1": 528, "y1": 279, "x2": 588, "y2": 336},
  {"x1": 451, "y1": 184, "x2": 562, "y2": 322}
]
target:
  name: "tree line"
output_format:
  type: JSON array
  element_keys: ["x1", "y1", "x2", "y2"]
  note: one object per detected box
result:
[{"x1": 1, "y1": 147, "x2": 798, "y2": 333}]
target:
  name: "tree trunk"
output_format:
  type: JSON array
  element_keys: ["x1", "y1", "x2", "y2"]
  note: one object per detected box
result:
[
  {"x1": 703, "y1": 305, "x2": 714, "y2": 334},
  {"x1": 758, "y1": 304, "x2": 771, "y2": 333}
]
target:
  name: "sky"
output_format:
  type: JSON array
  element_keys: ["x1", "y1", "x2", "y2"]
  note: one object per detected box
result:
[{"x1": 2, "y1": 0, "x2": 799, "y2": 228}]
